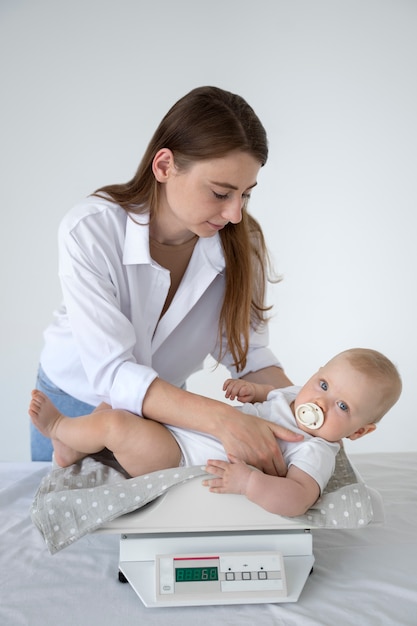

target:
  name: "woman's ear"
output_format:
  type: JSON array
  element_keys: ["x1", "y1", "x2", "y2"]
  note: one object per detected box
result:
[
  {"x1": 152, "y1": 148, "x2": 175, "y2": 182},
  {"x1": 347, "y1": 423, "x2": 377, "y2": 441}
]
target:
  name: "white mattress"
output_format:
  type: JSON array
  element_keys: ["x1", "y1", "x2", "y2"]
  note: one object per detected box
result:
[{"x1": 1, "y1": 452, "x2": 416, "y2": 625}]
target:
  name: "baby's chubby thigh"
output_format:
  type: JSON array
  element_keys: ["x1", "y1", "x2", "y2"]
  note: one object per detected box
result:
[{"x1": 107, "y1": 412, "x2": 182, "y2": 476}]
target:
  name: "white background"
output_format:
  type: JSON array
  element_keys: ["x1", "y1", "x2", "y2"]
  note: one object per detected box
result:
[{"x1": 1, "y1": 0, "x2": 416, "y2": 461}]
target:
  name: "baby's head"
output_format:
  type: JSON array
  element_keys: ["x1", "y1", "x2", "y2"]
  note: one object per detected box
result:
[{"x1": 294, "y1": 348, "x2": 402, "y2": 443}]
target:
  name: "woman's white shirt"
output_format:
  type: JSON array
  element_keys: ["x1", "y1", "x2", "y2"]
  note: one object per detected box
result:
[{"x1": 40, "y1": 196, "x2": 280, "y2": 415}]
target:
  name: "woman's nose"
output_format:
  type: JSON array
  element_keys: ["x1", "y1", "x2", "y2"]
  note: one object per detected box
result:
[{"x1": 221, "y1": 198, "x2": 243, "y2": 224}]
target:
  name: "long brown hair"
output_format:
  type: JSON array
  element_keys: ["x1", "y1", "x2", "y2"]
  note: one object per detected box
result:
[{"x1": 95, "y1": 86, "x2": 277, "y2": 371}]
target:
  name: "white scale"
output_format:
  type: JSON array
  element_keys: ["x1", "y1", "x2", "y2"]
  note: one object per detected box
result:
[{"x1": 98, "y1": 474, "x2": 315, "y2": 607}]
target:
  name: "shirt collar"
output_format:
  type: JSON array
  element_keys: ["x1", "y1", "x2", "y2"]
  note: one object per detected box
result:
[
  {"x1": 123, "y1": 211, "x2": 225, "y2": 273},
  {"x1": 123, "y1": 212, "x2": 152, "y2": 265}
]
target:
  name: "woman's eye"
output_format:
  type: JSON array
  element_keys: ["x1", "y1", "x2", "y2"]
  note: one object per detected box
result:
[
  {"x1": 320, "y1": 380, "x2": 328, "y2": 391},
  {"x1": 213, "y1": 191, "x2": 251, "y2": 202},
  {"x1": 241, "y1": 194, "x2": 251, "y2": 208}
]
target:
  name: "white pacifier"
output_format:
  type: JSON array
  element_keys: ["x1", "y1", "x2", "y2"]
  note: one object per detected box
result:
[{"x1": 295, "y1": 403, "x2": 324, "y2": 429}]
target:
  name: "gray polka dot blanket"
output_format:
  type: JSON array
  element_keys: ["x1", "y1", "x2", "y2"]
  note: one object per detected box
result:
[{"x1": 31, "y1": 447, "x2": 376, "y2": 554}]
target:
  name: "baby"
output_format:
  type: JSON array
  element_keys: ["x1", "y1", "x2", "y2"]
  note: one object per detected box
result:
[{"x1": 29, "y1": 347, "x2": 401, "y2": 517}]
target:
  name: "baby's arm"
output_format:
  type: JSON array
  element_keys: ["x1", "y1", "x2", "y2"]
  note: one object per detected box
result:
[
  {"x1": 223, "y1": 379, "x2": 274, "y2": 404},
  {"x1": 204, "y1": 457, "x2": 320, "y2": 517}
]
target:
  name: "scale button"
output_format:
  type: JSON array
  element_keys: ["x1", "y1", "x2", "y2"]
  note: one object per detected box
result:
[
  {"x1": 258, "y1": 571, "x2": 267, "y2": 580},
  {"x1": 225, "y1": 572, "x2": 235, "y2": 581},
  {"x1": 242, "y1": 572, "x2": 251, "y2": 580}
]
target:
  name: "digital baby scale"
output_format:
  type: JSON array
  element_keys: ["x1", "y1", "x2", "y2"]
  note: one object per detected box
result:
[{"x1": 98, "y1": 475, "x2": 315, "y2": 607}]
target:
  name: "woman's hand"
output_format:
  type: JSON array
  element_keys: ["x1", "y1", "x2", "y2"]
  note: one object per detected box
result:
[
  {"x1": 142, "y1": 377, "x2": 302, "y2": 476},
  {"x1": 216, "y1": 410, "x2": 303, "y2": 476}
]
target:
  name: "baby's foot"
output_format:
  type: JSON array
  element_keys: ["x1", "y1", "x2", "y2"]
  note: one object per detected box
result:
[
  {"x1": 29, "y1": 390, "x2": 64, "y2": 439},
  {"x1": 29, "y1": 391, "x2": 85, "y2": 467}
]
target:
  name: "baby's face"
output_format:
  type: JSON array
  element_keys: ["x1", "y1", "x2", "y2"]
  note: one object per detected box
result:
[{"x1": 295, "y1": 354, "x2": 377, "y2": 442}]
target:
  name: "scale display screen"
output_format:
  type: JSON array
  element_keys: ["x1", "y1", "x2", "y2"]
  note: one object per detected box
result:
[
  {"x1": 156, "y1": 551, "x2": 288, "y2": 604},
  {"x1": 175, "y1": 566, "x2": 219, "y2": 582}
]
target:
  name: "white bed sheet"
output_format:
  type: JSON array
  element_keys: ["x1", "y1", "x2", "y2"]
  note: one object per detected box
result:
[{"x1": 1, "y1": 452, "x2": 416, "y2": 626}]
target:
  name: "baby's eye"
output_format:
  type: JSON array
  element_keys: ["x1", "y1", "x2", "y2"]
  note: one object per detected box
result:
[
  {"x1": 338, "y1": 401, "x2": 348, "y2": 412},
  {"x1": 319, "y1": 380, "x2": 328, "y2": 391}
]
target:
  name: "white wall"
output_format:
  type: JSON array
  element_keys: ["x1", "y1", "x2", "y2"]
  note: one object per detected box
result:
[{"x1": 1, "y1": 0, "x2": 416, "y2": 461}]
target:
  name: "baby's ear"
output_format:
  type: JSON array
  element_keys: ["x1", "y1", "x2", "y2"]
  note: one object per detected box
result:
[{"x1": 347, "y1": 423, "x2": 376, "y2": 441}]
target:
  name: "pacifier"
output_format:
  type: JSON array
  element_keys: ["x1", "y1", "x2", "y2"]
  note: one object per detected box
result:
[{"x1": 295, "y1": 403, "x2": 324, "y2": 429}]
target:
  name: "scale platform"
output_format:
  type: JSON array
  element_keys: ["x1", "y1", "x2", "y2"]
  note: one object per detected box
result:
[{"x1": 98, "y1": 474, "x2": 315, "y2": 607}]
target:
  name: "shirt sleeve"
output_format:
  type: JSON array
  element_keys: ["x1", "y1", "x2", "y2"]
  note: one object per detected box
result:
[
  {"x1": 217, "y1": 321, "x2": 282, "y2": 377},
  {"x1": 57, "y1": 207, "x2": 158, "y2": 414},
  {"x1": 288, "y1": 439, "x2": 340, "y2": 494}
]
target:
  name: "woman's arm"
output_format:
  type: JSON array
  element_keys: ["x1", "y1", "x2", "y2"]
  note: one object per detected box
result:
[
  {"x1": 204, "y1": 457, "x2": 320, "y2": 517},
  {"x1": 141, "y1": 377, "x2": 302, "y2": 476},
  {"x1": 241, "y1": 365, "x2": 293, "y2": 389}
]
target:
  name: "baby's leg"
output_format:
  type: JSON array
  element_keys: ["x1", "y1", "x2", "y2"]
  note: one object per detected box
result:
[
  {"x1": 97, "y1": 412, "x2": 183, "y2": 477},
  {"x1": 29, "y1": 390, "x2": 182, "y2": 477}
]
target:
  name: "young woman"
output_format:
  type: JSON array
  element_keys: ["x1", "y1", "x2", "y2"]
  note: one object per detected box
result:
[{"x1": 32, "y1": 86, "x2": 299, "y2": 474}]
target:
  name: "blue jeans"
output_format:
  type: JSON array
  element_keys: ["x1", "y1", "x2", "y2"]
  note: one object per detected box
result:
[{"x1": 31, "y1": 366, "x2": 95, "y2": 461}]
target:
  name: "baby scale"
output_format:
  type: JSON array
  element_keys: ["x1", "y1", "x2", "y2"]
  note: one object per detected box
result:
[{"x1": 98, "y1": 475, "x2": 315, "y2": 607}]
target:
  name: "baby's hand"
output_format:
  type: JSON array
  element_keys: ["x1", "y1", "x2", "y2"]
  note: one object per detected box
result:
[
  {"x1": 203, "y1": 455, "x2": 253, "y2": 495},
  {"x1": 223, "y1": 378, "x2": 257, "y2": 403}
]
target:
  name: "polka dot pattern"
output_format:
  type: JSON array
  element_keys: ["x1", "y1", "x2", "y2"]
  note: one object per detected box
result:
[
  {"x1": 31, "y1": 457, "x2": 208, "y2": 554},
  {"x1": 31, "y1": 451, "x2": 375, "y2": 556}
]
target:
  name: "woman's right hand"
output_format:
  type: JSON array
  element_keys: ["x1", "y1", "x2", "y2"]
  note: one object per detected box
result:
[
  {"x1": 216, "y1": 408, "x2": 303, "y2": 476},
  {"x1": 142, "y1": 378, "x2": 303, "y2": 476}
]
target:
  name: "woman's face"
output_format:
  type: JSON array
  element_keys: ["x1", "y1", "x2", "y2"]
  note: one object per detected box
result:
[{"x1": 151, "y1": 149, "x2": 262, "y2": 244}]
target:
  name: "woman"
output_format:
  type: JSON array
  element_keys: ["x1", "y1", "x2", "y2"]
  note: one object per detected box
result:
[{"x1": 32, "y1": 86, "x2": 298, "y2": 474}]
